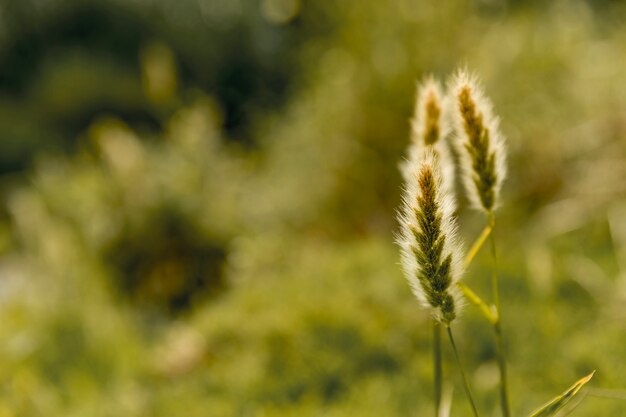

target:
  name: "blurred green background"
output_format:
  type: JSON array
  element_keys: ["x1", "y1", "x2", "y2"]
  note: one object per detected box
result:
[{"x1": 0, "y1": 0, "x2": 625, "y2": 415}]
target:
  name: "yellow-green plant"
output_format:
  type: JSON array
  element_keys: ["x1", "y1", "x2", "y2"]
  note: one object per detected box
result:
[
  {"x1": 398, "y1": 78, "x2": 452, "y2": 416},
  {"x1": 398, "y1": 78, "x2": 479, "y2": 416},
  {"x1": 397, "y1": 69, "x2": 594, "y2": 417},
  {"x1": 450, "y1": 69, "x2": 511, "y2": 417},
  {"x1": 398, "y1": 148, "x2": 478, "y2": 417}
]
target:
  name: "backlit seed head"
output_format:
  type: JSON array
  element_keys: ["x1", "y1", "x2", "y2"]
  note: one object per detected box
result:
[
  {"x1": 410, "y1": 76, "x2": 448, "y2": 147},
  {"x1": 401, "y1": 76, "x2": 456, "y2": 204},
  {"x1": 449, "y1": 69, "x2": 507, "y2": 212},
  {"x1": 397, "y1": 149, "x2": 464, "y2": 323}
]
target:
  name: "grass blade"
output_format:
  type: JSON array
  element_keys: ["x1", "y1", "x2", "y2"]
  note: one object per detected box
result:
[
  {"x1": 528, "y1": 371, "x2": 595, "y2": 417},
  {"x1": 456, "y1": 282, "x2": 497, "y2": 324},
  {"x1": 463, "y1": 223, "x2": 493, "y2": 269}
]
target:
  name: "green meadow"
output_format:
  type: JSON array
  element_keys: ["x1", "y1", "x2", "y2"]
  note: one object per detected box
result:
[{"x1": 0, "y1": 0, "x2": 625, "y2": 415}]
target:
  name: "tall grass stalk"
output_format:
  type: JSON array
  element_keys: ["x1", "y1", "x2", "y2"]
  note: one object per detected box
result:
[
  {"x1": 398, "y1": 78, "x2": 465, "y2": 416},
  {"x1": 433, "y1": 321, "x2": 443, "y2": 416},
  {"x1": 446, "y1": 325, "x2": 480, "y2": 417},
  {"x1": 450, "y1": 69, "x2": 510, "y2": 417},
  {"x1": 488, "y1": 212, "x2": 511, "y2": 417},
  {"x1": 397, "y1": 148, "x2": 471, "y2": 413},
  {"x1": 398, "y1": 69, "x2": 595, "y2": 417}
]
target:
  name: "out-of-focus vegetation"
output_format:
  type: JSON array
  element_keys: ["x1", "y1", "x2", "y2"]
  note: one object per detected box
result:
[{"x1": 0, "y1": 0, "x2": 626, "y2": 415}]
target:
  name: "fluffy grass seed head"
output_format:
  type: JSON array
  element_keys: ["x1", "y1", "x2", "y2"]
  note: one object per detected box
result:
[
  {"x1": 449, "y1": 70, "x2": 507, "y2": 212},
  {"x1": 398, "y1": 149, "x2": 464, "y2": 324},
  {"x1": 401, "y1": 77, "x2": 455, "y2": 200},
  {"x1": 410, "y1": 76, "x2": 448, "y2": 147}
]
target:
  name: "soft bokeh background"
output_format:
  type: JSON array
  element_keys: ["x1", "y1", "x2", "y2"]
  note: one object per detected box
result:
[{"x1": 0, "y1": 0, "x2": 625, "y2": 415}]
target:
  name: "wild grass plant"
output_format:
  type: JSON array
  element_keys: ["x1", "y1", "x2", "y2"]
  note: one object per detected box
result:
[
  {"x1": 4, "y1": 2, "x2": 626, "y2": 415},
  {"x1": 398, "y1": 70, "x2": 595, "y2": 417}
]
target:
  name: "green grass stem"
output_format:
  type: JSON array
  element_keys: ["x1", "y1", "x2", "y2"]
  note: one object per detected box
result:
[
  {"x1": 446, "y1": 326, "x2": 480, "y2": 417},
  {"x1": 434, "y1": 321, "x2": 443, "y2": 417},
  {"x1": 488, "y1": 211, "x2": 511, "y2": 417}
]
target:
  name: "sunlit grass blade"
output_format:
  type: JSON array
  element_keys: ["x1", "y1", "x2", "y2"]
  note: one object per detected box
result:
[
  {"x1": 456, "y1": 282, "x2": 497, "y2": 324},
  {"x1": 463, "y1": 223, "x2": 493, "y2": 269},
  {"x1": 528, "y1": 371, "x2": 595, "y2": 417}
]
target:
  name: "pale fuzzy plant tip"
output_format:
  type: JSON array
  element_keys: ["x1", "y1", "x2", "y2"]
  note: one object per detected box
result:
[
  {"x1": 410, "y1": 76, "x2": 449, "y2": 147},
  {"x1": 449, "y1": 69, "x2": 507, "y2": 212},
  {"x1": 399, "y1": 143, "x2": 457, "y2": 211},
  {"x1": 401, "y1": 76, "x2": 456, "y2": 200},
  {"x1": 397, "y1": 148, "x2": 464, "y2": 323}
]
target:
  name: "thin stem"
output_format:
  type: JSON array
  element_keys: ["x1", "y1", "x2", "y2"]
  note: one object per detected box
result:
[
  {"x1": 488, "y1": 212, "x2": 500, "y2": 311},
  {"x1": 494, "y1": 320, "x2": 510, "y2": 417},
  {"x1": 464, "y1": 223, "x2": 493, "y2": 270},
  {"x1": 433, "y1": 321, "x2": 442, "y2": 417},
  {"x1": 487, "y1": 211, "x2": 511, "y2": 417},
  {"x1": 446, "y1": 326, "x2": 480, "y2": 417}
]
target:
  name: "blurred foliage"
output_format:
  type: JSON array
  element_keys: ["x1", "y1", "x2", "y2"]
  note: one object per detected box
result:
[{"x1": 0, "y1": 0, "x2": 626, "y2": 416}]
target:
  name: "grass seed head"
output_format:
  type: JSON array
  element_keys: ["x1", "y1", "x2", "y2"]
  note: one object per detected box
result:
[
  {"x1": 449, "y1": 69, "x2": 507, "y2": 212},
  {"x1": 410, "y1": 76, "x2": 448, "y2": 147},
  {"x1": 401, "y1": 76, "x2": 456, "y2": 204},
  {"x1": 397, "y1": 149, "x2": 464, "y2": 323}
]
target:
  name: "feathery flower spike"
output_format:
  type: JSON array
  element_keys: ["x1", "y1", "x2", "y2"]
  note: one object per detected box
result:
[
  {"x1": 450, "y1": 70, "x2": 507, "y2": 212},
  {"x1": 398, "y1": 149, "x2": 463, "y2": 323},
  {"x1": 410, "y1": 76, "x2": 448, "y2": 147},
  {"x1": 401, "y1": 77, "x2": 455, "y2": 200}
]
